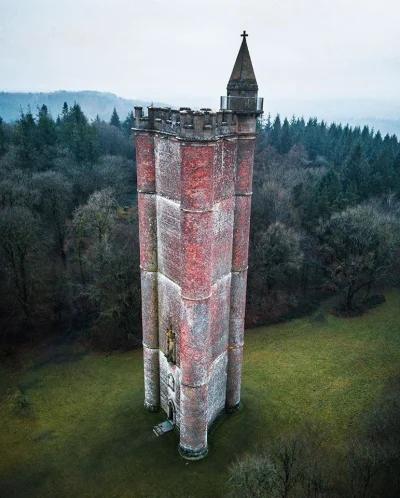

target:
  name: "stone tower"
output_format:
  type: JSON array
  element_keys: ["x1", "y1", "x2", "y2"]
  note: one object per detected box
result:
[{"x1": 134, "y1": 32, "x2": 263, "y2": 460}]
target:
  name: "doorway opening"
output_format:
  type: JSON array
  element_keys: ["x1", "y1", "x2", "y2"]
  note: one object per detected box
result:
[{"x1": 168, "y1": 400, "x2": 176, "y2": 425}]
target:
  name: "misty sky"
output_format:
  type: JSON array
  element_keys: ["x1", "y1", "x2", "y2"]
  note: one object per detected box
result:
[{"x1": 1, "y1": 0, "x2": 399, "y2": 109}]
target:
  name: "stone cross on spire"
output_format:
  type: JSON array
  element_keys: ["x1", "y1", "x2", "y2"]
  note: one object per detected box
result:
[{"x1": 227, "y1": 31, "x2": 258, "y2": 92}]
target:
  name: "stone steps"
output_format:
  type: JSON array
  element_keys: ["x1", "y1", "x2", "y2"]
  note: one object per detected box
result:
[{"x1": 153, "y1": 420, "x2": 174, "y2": 436}]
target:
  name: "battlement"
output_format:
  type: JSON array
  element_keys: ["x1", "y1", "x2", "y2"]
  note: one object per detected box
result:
[{"x1": 133, "y1": 106, "x2": 238, "y2": 140}]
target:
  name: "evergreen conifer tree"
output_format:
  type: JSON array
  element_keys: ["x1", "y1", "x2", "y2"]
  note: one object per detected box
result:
[
  {"x1": 340, "y1": 143, "x2": 369, "y2": 199},
  {"x1": 61, "y1": 102, "x2": 69, "y2": 122},
  {"x1": 37, "y1": 105, "x2": 57, "y2": 149},
  {"x1": 110, "y1": 107, "x2": 121, "y2": 129},
  {"x1": 14, "y1": 108, "x2": 39, "y2": 169},
  {"x1": 264, "y1": 112, "x2": 272, "y2": 132},
  {"x1": 269, "y1": 114, "x2": 281, "y2": 149},
  {"x1": 279, "y1": 118, "x2": 293, "y2": 154},
  {"x1": 0, "y1": 116, "x2": 5, "y2": 156},
  {"x1": 122, "y1": 111, "x2": 134, "y2": 138},
  {"x1": 58, "y1": 103, "x2": 99, "y2": 164}
]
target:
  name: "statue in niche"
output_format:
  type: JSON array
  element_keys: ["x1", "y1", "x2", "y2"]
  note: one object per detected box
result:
[{"x1": 166, "y1": 329, "x2": 176, "y2": 364}]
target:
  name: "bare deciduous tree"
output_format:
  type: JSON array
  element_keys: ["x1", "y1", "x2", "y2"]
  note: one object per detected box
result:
[
  {"x1": 317, "y1": 203, "x2": 399, "y2": 311},
  {"x1": 69, "y1": 189, "x2": 140, "y2": 348},
  {"x1": 229, "y1": 451, "x2": 279, "y2": 498},
  {"x1": 32, "y1": 171, "x2": 72, "y2": 265},
  {"x1": 0, "y1": 206, "x2": 42, "y2": 329}
]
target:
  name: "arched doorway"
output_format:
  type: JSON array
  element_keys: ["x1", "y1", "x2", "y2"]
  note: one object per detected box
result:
[{"x1": 168, "y1": 400, "x2": 176, "y2": 425}]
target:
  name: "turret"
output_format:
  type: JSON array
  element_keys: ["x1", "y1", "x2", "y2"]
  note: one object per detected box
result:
[{"x1": 221, "y1": 31, "x2": 263, "y2": 114}]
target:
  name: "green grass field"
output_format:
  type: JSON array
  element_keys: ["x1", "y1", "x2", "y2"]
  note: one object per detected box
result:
[{"x1": 1, "y1": 290, "x2": 399, "y2": 498}]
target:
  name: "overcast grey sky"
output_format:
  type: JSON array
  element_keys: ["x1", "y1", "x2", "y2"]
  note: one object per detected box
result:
[{"x1": 1, "y1": 0, "x2": 399, "y2": 109}]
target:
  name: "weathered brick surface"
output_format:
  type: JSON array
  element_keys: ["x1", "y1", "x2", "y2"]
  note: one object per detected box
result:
[
  {"x1": 156, "y1": 196, "x2": 181, "y2": 284},
  {"x1": 180, "y1": 298, "x2": 211, "y2": 387},
  {"x1": 232, "y1": 195, "x2": 252, "y2": 271},
  {"x1": 235, "y1": 137, "x2": 255, "y2": 195},
  {"x1": 159, "y1": 352, "x2": 170, "y2": 413},
  {"x1": 140, "y1": 269, "x2": 158, "y2": 349},
  {"x1": 228, "y1": 317, "x2": 245, "y2": 349},
  {"x1": 230, "y1": 269, "x2": 248, "y2": 321},
  {"x1": 175, "y1": 368, "x2": 181, "y2": 427},
  {"x1": 143, "y1": 346, "x2": 160, "y2": 410},
  {"x1": 138, "y1": 193, "x2": 157, "y2": 271},
  {"x1": 212, "y1": 197, "x2": 235, "y2": 283},
  {"x1": 159, "y1": 352, "x2": 181, "y2": 424},
  {"x1": 155, "y1": 135, "x2": 181, "y2": 201},
  {"x1": 225, "y1": 268, "x2": 247, "y2": 409},
  {"x1": 181, "y1": 143, "x2": 215, "y2": 211},
  {"x1": 181, "y1": 210, "x2": 213, "y2": 300},
  {"x1": 214, "y1": 138, "x2": 236, "y2": 202},
  {"x1": 225, "y1": 345, "x2": 243, "y2": 410},
  {"x1": 136, "y1": 133, "x2": 156, "y2": 192},
  {"x1": 137, "y1": 124, "x2": 160, "y2": 409},
  {"x1": 157, "y1": 273, "x2": 181, "y2": 365},
  {"x1": 207, "y1": 351, "x2": 228, "y2": 424},
  {"x1": 179, "y1": 383, "x2": 208, "y2": 454},
  {"x1": 210, "y1": 274, "x2": 231, "y2": 360}
]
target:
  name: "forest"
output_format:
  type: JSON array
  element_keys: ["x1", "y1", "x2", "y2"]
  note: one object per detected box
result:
[
  {"x1": 0, "y1": 103, "x2": 400, "y2": 498},
  {"x1": 0, "y1": 104, "x2": 139, "y2": 350},
  {"x1": 248, "y1": 114, "x2": 400, "y2": 324},
  {"x1": 0, "y1": 104, "x2": 399, "y2": 351}
]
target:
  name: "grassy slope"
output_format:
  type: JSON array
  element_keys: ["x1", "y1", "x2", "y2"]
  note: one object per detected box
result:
[{"x1": 1, "y1": 290, "x2": 399, "y2": 498}]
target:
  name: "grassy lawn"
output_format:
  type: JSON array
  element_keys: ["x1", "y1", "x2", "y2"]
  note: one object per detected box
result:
[{"x1": 1, "y1": 290, "x2": 399, "y2": 498}]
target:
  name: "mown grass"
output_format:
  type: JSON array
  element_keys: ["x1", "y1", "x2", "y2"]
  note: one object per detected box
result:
[{"x1": 1, "y1": 290, "x2": 399, "y2": 498}]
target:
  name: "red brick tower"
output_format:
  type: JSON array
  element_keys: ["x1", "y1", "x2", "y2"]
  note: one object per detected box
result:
[{"x1": 135, "y1": 32, "x2": 263, "y2": 460}]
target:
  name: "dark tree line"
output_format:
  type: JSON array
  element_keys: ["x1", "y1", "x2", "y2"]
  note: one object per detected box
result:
[{"x1": 0, "y1": 105, "x2": 399, "y2": 349}]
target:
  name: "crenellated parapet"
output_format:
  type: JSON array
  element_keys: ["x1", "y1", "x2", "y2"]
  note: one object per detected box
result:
[{"x1": 133, "y1": 106, "x2": 238, "y2": 139}]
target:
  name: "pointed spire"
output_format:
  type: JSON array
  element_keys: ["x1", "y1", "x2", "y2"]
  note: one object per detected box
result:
[{"x1": 227, "y1": 31, "x2": 258, "y2": 92}]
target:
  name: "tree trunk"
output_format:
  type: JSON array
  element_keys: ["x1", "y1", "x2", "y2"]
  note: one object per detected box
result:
[{"x1": 345, "y1": 283, "x2": 354, "y2": 310}]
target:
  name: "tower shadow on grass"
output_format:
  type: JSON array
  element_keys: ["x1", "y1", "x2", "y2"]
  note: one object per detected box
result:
[{"x1": 64, "y1": 392, "x2": 268, "y2": 498}]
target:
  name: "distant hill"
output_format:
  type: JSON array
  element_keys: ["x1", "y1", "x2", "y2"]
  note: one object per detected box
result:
[
  {"x1": 0, "y1": 91, "x2": 169, "y2": 123},
  {"x1": 1, "y1": 91, "x2": 399, "y2": 137}
]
